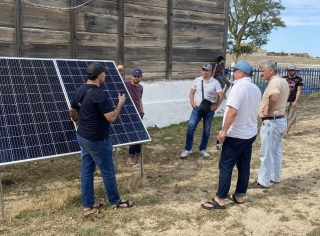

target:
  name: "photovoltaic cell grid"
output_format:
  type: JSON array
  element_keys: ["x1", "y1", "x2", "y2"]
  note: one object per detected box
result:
[
  {"x1": 0, "y1": 58, "x2": 151, "y2": 166},
  {"x1": 55, "y1": 59, "x2": 150, "y2": 146},
  {"x1": 0, "y1": 58, "x2": 79, "y2": 165}
]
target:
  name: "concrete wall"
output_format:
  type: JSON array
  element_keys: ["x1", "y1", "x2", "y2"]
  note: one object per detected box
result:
[{"x1": 141, "y1": 81, "x2": 227, "y2": 128}]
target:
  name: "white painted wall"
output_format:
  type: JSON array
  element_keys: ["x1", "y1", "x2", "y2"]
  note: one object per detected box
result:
[{"x1": 141, "y1": 81, "x2": 227, "y2": 128}]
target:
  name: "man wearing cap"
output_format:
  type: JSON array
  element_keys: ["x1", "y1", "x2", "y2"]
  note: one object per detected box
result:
[
  {"x1": 181, "y1": 64, "x2": 223, "y2": 158},
  {"x1": 124, "y1": 68, "x2": 144, "y2": 167},
  {"x1": 70, "y1": 62, "x2": 134, "y2": 213},
  {"x1": 201, "y1": 61, "x2": 261, "y2": 210},
  {"x1": 249, "y1": 59, "x2": 289, "y2": 189},
  {"x1": 283, "y1": 64, "x2": 303, "y2": 138},
  {"x1": 212, "y1": 56, "x2": 231, "y2": 99}
]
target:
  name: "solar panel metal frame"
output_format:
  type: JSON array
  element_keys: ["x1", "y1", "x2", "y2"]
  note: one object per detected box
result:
[
  {"x1": 54, "y1": 59, "x2": 151, "y2": 147},
  {"x1": 0, "y1": 57, "x2": 151, "y2": 166},
  {"x1": 0, "y1": 57, "x2": 80, "y2": 166}
]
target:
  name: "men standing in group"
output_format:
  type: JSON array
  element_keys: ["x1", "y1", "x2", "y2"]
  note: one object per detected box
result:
[
  {"x1": 249, "y1": 59, "x2": 289, "y2": 189},
  {"x1": 124, "y1": 68, "x2": 144, "y2": 167},
  {"x1": 201, "y1": 62, "x2": 261, "y2": 210},
  {"x1": 70, "y1": 62, "x2": 134, "y2": 214},
  {"x1": 283, "y1": 64, "x2": 303, "y2": 138},
  {"x1": 212, "y1": 56, "x2": 231, "y2": 99},
  {"x1": 181, "y1": 64, "x2": 223, "y2": 158}
]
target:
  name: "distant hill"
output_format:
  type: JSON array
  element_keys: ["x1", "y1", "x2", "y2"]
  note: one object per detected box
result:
[{"x1": 226, "y1": 53, "x2": 320, "y2": 67}]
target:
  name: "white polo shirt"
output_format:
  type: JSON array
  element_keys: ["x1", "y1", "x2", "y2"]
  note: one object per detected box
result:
[
  {"x1": 223, "y1": 77, "x2": 261, "y2": 139},
  {"x1": 192, "y1": 76, "x2": 222, "y2": 106}
]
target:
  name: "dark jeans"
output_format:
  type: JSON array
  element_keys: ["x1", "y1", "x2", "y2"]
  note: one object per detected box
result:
[
  {"x1": 184, "y1": 108, "x2": 215, "y2": 151},
  {"x1": 216, "y1": 135, "x2": 257, "y2": 199},
  {"x1": 128, "y1": 144, "x2": 141, "y2": 158}
]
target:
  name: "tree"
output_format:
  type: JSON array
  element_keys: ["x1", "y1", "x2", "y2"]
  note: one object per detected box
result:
[{"x1": 228, "y1": 0, "x2": 286, "y2": 62}]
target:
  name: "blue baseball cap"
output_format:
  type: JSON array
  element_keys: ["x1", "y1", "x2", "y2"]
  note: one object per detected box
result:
[
  {"x1": 231, "y1": 61, "x2": 253, "y2": 75},
  {"x1": 132, "y1": 68, "x2": 142, "y2": 77}
]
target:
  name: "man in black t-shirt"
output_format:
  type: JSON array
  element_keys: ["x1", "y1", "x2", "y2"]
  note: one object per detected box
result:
[
  {"x1": 283, "y1": 64, "x2": 304, "y2": 138},
  {"x1": 70, "y1": 62, "x2": 134, "y2": 214}
]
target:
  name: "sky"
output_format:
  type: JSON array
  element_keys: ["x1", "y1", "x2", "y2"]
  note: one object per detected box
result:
[{"x1": 262, "y1": 0, "x2": 320, "y2": 57}]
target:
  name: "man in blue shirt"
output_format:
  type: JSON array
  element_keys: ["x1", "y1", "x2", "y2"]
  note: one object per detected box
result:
[{"x1": 70, "y1": 62, "x2": 134, "y2": 214}]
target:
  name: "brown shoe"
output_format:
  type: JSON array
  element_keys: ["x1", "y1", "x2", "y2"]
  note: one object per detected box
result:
[{"x1": 248, "y1": 181, "x2": 269, "y2": 189}]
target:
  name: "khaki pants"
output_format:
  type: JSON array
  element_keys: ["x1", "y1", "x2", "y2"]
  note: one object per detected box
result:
[{"x1": 285, "y1": 102, "x2": 298, "y2": 127}]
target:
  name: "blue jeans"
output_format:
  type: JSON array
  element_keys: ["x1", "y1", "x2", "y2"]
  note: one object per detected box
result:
[
  {"x1": 184, "y1": 108, "x2": 215, "y2": 151},
  {"x1": 216, "y1": 135, "x2": 256, "y2": 199},
  {"x1": 76, "y1": 134, "x2": 121, "y2": 207},
  {"x1": 258, "y1": 118, "x2": 287, "y2": 187}
]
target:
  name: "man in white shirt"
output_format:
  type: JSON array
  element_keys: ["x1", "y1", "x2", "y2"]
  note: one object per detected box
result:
[
  {"x1": 181, "y1": 64, "x2": 223, "y2": 158},
  {"x1": 201, "y1": 61, "x2": 261, "y2": 210}
]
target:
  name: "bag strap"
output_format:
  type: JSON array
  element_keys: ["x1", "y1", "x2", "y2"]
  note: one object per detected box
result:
[
  {"x1": 201, "y1": 80, "x2": 204, "y2": 100},
  {"x1": 76, "y1": 87, "x2": 94, "y2": 112}
]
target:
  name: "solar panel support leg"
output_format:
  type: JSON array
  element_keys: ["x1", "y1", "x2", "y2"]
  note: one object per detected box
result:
[
  {"x1": 0, "y1": 179, "x2": 4, "y2": 216},
  {"x1": 140, "y1": 144, "x2": 144, "y2": 177},
  {"x1": 114, "y1": 147, "x2": 119, "y2": 174}
]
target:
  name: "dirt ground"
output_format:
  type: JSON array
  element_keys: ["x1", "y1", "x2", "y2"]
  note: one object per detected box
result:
[{"x1": 0, "y1": 93, "x2": 319, "y2": 236}]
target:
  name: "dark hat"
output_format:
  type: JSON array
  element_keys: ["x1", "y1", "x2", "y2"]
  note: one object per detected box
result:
[
  {"x1": 217, "y1": 56, "x2": 225, "y2": 61},
  {"x1": 132, "y1": 68, "x2": 142, "y2": 77},
  {"x1": 87, "y1": 62, "x2": 109, "y2": 77}
]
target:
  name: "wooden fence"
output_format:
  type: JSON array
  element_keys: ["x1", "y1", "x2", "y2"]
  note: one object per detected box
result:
[{"x1": 0, "y1": 0, "x2": 228, "y2": 81}]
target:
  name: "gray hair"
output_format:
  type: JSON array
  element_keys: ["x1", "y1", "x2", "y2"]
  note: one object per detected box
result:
[{"x1": 258, "y1": 59, "x2": 276, "y2": 71}]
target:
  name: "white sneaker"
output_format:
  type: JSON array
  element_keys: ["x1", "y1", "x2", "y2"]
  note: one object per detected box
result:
[
  {"x1": 181, "y1": 150, "x2": 192, "y2": 158},
  {"x1": 200, "y1": 150, "x2": 210, "y2": 157}
]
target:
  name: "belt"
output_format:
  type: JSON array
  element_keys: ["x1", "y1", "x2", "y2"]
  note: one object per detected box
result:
[{"x1": 262, "y1": 115, "x2": 285, "y2": 121}]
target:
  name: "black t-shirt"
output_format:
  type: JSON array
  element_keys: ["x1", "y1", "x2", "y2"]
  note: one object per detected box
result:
[
  {"x1": 283, "y1": 75, "x2": 304, "y2": 102},
  {"x1": 71, "y1": 84, "x2": 113, "y2": 141}
]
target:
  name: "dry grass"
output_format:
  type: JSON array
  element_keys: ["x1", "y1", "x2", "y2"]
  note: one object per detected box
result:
[{"x1": 0, "y1": 92, "x2": 320, "y2": 235}]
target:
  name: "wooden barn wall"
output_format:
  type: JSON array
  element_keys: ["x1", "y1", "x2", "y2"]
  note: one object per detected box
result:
[{"x1": 0, "y1": 0, "x2": 227, "y2": 81}]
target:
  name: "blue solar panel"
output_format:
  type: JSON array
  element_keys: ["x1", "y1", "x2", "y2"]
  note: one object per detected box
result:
[
  {"x1": 0, "y1": 58, "x2": 79, "y2": 165},
  {"x1": 0, "y1": 58, "x2": 151, "y2": 166},
  {"x1": 54, "y1": 59, "x2": 150, "y2": 147}
]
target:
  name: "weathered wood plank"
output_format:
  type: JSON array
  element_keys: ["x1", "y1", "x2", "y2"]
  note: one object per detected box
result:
[
  {"x1": 172, "y1": 62, "x2": 209, "y2": 72},
  {"x1": 135, "y1": 19, "x2": 166, "y2": 36},
  {"x1": 173, "y1": 0, "x2": 225, "y2": 14},
  {"x1": 174, "y1": 9, "x2": 225, "y2": 24},
  {"x1": 22, "y1": 6, "x2": 70, "y2": 31},
  {"x1": 124, "y1": 0, "x2": 167, "y2": 8},
  {"x1": 70, "y1": 0, "x2": 77, "y2": 58},
  {"x1": 173, "y1": 21, "x2": 225, "y2": 37},
  {"x1": 15, "y1": 0, "x2": 23, "y2": 57},
  {"x1": 118, "y1": 0, "x2": 124, "y2": 70},
  {"x1": 23, "y1": 28, "x2": 70, "y2": 44},
  {"x1": 75, "y1": 0, "x2": 118, "y2": 16},
  {"x1": 85, "y1": 14, "x2": 118, "y2": 33},
  {"x1": 0, "y1": 27, "x2": 14, "y2": 42},
  {"x1": 173, "y1": 48, "x2": 223, "y2": 62},
  {"x1": 124, "y1": 60, "x2": 166, "y2": 73},
  {"x1": 0, "y1": 42, "x2": 15, "y2": 57},
  {"x1": 124, "y1": 35, "x2": 166, "y2": 47},
  {"x1": 23, "y1": 44, "x2": 71, "y2": 58},
  {"x1": 0, "y1": 3, "x2": 14, "y2": 26},
  {"x1": 77, "y1": 32, "x2": 118, "y2": 47},
  {"x1": 167, "y1": 0, "x2": 173, "y2": 81},
  {"x1": 124, "y1": 47, "x2": 166, "y2": 61},
  {"x1": 77, "y1": 45, "x2": 118, "y2": 61},
  {"x1": 172, "y1": 36, "x2": 223, "y2": 49},
  {"x1": 124, "y1": 3, "x2": 166, "y2": 20}
]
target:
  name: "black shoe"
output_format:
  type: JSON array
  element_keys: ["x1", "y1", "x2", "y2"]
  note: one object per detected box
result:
[
  {"x1": 270, "y1": 180, "x2": 280, "y2": 184},
  {"x1": 248, "y1": 181, "x2": 269, "y2": 189}
]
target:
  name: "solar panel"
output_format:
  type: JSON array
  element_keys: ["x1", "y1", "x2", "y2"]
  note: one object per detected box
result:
[
  {"x1": 0, "y1": 58, "x2": 79, "y2": 165},
  {"x1": 55, "y1": 59, "x2": 151, "y2": 146},
  {"x1": 0, "y1": 57, "x2": 151, "y2": 166}
]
